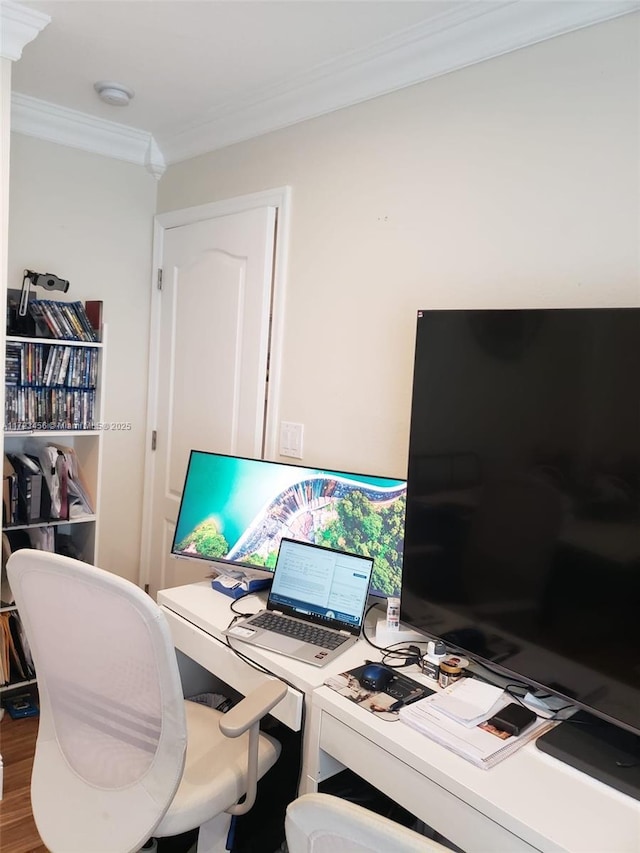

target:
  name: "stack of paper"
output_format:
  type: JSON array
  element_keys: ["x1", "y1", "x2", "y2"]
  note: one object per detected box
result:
[
  {"x1": 399, "y1": 679, "x2": 556, "y2": 769},
  {"x1": 427, "y1": 679, "x2": 505, "y2": 727}
]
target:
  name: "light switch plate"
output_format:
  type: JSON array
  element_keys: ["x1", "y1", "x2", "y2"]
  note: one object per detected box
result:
[{"x1": 280, "y1": 421, "x2": 304, "y2": 458}]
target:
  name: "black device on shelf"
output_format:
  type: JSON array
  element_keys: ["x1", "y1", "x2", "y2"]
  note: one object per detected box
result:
[
  {"x1": 6, "y1": 288, "x2": 35, "y2": 337},
  {"x1": 400, "y1": 307, "x2": 640, "y2": 799}
]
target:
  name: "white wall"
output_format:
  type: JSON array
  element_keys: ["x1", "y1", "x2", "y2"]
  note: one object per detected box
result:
[
  {"x1": 6, "y1": 15, "x2": 638, "y2": 583},
  {"x1": 157, "y1": 15, "x2": 640, "y2": 482},
  {"x1": 8, "y1": 136, "x2": 157, "y2": 583}
]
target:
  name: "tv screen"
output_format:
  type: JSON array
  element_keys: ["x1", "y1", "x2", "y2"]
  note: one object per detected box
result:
[
  {"x1": 171, "y1": 451, "x2": 407, "y2": 598},
  {"x1": 401, "y1": 309, "x2": 640, "y2": 745}
]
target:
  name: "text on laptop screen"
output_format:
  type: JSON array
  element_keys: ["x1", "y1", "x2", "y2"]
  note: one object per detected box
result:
[
  {"x1": 269, "y1": 539, "x2": 373, "y2": 628},
  {"x1": 171, "y1": 450, "x2": 406, "y2": 598}
]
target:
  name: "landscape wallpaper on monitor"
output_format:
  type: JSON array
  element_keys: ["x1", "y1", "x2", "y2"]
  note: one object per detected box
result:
[{"x1": 172, "y1": 452, "x2": 407, "y2": 597}]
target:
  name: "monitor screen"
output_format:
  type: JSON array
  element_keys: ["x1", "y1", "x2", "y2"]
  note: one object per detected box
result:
[
  {"x1": 171, "y1": 451, "x2": 407, "y2": 598},
  {"x1": 269, "y1": 538, "x2": 374, "y2": 632},
  {"x1": 401, "y1": 308, "x2": 640, "y2": 738}
]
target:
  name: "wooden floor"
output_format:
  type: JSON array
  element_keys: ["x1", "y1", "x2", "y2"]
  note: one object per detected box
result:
[{"x1": 0, "y1": 711, "x2": 47, "y2": 853}]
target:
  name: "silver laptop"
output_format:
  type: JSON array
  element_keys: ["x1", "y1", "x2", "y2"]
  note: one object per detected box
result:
[{"x1": 224, "y1": 537, "x2": 374, "y2": 667}]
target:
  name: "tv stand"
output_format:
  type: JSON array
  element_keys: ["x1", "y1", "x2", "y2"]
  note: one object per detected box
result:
[{"x1": 536, "y1": 710, "x2": 640, "y2": 801}]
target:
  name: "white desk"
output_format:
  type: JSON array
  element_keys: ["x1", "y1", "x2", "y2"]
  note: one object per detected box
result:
[
  {"x1": 157, "y1": 581, "x2": 379, "y2": 730},
  {"x1": 158, "y1": 582, "x2": 640, "y2": 853},
  {"x1": 305, "y1": 686, "x2": 640, "y2": 853}
]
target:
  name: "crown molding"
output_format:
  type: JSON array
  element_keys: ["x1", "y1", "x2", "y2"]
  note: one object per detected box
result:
[
  {"x1": 8, "y1": 0, "x2": 640, "y2": 168},
  {"x1": 0, "y1": 0, "x2": 50, "y2": 61},
  {"x1": 161, "y1": 0, "x2": 640, "y2": 163},
  {"x1": 11, "y1": 93, "x2": 166, "y2": 178}
]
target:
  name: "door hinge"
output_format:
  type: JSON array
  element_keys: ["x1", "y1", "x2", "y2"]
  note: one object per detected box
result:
[
  {"x1": 157, "y1": 268, "x2": 163, "y2": 290},
  {"x1": 151, "y1": 430, "x2": 157, "y2": 451}
]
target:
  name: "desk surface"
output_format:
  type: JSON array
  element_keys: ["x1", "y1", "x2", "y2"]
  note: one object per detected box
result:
[
  {"x1": 310, "y1": 686, "x2": 640, "y2": 853},
  {"x1": 159, "y1": 582, "x2": 640, "y2": 853},
  {"x1": 158, "y1": 581, "x2": 381, "y2": 696}
]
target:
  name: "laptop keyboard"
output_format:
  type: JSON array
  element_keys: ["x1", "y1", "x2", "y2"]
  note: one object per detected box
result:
[{"x1": 252, "y1": 612, "x2": 350, "y2": 650}]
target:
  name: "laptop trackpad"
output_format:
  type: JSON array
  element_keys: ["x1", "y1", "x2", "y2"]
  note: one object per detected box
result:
[{"x1": 263, "y1": 634, "x2": 304, "y2": 653}]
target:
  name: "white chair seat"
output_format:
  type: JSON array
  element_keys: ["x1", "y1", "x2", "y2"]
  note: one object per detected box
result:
[
  {"x1": 157, "y1": 699, "x2": 280, "y2": 838},
  {"x1": 286, "y1": 793, "x2": 453, "y2": 853}
]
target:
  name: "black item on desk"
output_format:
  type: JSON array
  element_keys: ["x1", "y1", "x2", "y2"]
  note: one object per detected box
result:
[
  {"x1": 329, "y1": 663, "x2": 434, "y2": 707},
  {"x1": 361, "y1": 663, "x2": 395, "y2": 692},
  {"x1": 536, "y1": 710, "x2": 640, "y2": 802},
  {"x1": 488, "y1": 702, "x2": 536, "y2": 736}
]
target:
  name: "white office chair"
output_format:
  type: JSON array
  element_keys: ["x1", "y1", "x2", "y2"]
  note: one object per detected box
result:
[
  {"x1": 6, "y1": 549, "x2": 287, "y2": 853},
  {"x1": 285, "y1": 792, "x2": 454, "y2": 852}
]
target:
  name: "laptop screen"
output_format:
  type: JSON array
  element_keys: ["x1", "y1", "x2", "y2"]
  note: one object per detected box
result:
[{"x1": 268, "y1": 538, "x2": 374, "y2": 635}]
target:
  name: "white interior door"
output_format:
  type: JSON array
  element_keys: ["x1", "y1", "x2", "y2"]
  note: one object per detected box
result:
[{"x1": 141, "y1": 203, "x2": 278, "y2": 596}]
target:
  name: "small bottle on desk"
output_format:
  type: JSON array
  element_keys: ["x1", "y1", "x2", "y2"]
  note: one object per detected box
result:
[{"x1": 422, "y1": 639, "x2": 446, "y2": 680}]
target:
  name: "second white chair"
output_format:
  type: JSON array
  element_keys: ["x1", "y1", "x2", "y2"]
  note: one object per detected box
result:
[{"x1": 285, "y1": 792, "x2": 454, "y2": 852}]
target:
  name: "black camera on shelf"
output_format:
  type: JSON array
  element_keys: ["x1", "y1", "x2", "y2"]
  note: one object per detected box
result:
[
  {"x1": 6, "y1": 269, "x2": 71, "y2": 336},
  {"x1": 24, "y1": 270, "x2": 70, "y2": 294}
]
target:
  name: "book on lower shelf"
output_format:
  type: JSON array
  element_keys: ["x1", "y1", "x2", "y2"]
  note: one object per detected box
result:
[
  {"x1": 398, "y1": 678, "x2": 557, "y2": 769},
  {"x1": 3, "y1": 690, "x2": 39, "y2": 718},
  {"x1": 0, "y1": 609, "x2": 35, "y2": 688}
]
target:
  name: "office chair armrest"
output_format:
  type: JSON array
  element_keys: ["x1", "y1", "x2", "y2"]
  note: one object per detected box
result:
[
  {"x1": 221, "y1": 679, "x2": 287, "y2": 816},
  {"x1": 219, "y1": 679, "x2": 287, "y2": 738}
]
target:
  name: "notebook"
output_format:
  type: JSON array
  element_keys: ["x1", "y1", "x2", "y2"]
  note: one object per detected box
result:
[{"x1": 224, "y1": 537, "x2": 374, "y2": 666}]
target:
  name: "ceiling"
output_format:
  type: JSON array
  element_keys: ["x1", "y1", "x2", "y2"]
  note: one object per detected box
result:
[{"x1": 4, "y1": 0, "x2": 639, "y2": 174}]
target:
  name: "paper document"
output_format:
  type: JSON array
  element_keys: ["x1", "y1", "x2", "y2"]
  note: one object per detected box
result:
[
  {"x1": 399, "y1": 681, "x2": 557, "y2": 768},
  {"x1": 429, "y1": 679, "x2": 505, "y2": 727}
]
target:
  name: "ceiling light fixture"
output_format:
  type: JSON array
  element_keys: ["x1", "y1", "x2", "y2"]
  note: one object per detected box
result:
[{"x1": 94, "y1": 81, "x2": 135, "y2": 107}]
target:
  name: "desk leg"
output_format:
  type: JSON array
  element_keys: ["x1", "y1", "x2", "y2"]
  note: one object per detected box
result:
[{"x1": 300, "y1": 701, "x2": 346, "y2": 794}]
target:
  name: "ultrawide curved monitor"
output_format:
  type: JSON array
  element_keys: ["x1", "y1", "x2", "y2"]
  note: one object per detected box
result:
[{"x1": 171, "y1": 451, "x2": 407, "y2": 599}]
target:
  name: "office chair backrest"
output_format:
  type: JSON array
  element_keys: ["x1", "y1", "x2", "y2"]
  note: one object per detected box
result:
[
  {"x1": 285, "y1": 792, "x2": 453, "y2": 852},
  {"x1": 7, "y1": 549, "x2": 187, "y2": 852}
]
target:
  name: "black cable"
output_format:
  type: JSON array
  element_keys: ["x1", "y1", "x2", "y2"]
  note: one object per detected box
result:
[
  {"x1": 223, "y1": 601, "x2": 302, "y2": 692},
  {"x1": 360, "y1": 603, "x2": 388, "y2": 651},
  {"x1": 228, "y1": 590, "x2": 263, "y2": 618},
  {"x1": 381, "y1": 646, "x2": 424, "y2": 669},
  {"x1": 392, "y1": 632, "x2": 583, "y2": 723},
  {"x1": 223, "y1": 634, "x2": 275, "y2": 675},
  {"x1": 445, "y1": 653, "x2": 582, "y2": 724},
  {"x1": 358, "y1": 604, "x2": 427, "y2": 670},
  {"x1": 501, "y1": 681, "x2": 584, "y2": 725}
]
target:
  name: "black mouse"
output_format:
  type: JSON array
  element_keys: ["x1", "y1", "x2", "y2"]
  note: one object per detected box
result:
[{"x1": 360, "y1": 663, "x2": 394, "y2": 692}]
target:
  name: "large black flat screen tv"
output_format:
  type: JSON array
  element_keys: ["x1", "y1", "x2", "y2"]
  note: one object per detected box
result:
[
  {"x1": 401, "y1": 308, "x2": 640, "y2": 796},
  {"x1": 171, "y1": 451, "x2": 407, "y2": 599}
]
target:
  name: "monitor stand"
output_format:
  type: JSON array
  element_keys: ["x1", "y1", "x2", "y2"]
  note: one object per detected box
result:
[{"x1": 536, "y1": 710, "x2": 640, "y2": 801}]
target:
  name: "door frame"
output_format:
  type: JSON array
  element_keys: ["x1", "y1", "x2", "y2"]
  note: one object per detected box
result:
[{"x1": 138, "y1": 186, "x2": 291, "y2": 589}]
